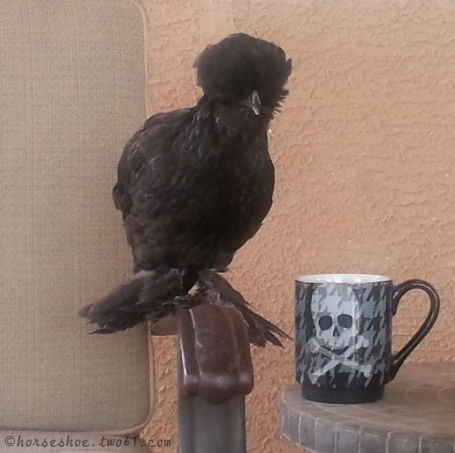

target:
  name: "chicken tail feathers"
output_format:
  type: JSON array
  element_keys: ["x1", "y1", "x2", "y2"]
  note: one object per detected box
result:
[
  {"x1": 80, "y1": 267, "x2": 291, "y2": 347},
  {"x1": 196, "y1": 269, "x2": 292, "y2": 347},
  {"x1": 235, "y1": 304, "x2": 292, "y2": 348},
  {"x1": 79, "y1": 268, "x2": 191, "y2": 334}
]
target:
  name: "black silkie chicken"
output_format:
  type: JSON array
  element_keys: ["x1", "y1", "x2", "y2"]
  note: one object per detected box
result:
[{"x1": 80, "y1": 33, "x2": 292, "y2": 346}]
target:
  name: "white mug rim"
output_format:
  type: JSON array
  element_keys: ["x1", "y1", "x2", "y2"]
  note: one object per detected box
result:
[{"x1": 295, "y1": 273, "x2": 392, "y2": 284}]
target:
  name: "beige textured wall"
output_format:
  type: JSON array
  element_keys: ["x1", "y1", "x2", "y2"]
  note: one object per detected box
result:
[{"x1": 138, "y1": 1, "x2": 455, "y2": 451}]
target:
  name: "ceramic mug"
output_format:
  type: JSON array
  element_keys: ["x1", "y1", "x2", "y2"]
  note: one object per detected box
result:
[{"x1": 295, "y1": 274, "x2": 440, "y2": 403}]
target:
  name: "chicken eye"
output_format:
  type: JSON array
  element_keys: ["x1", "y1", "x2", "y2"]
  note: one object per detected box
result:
[
  {"x1": 337, "y1": 314, "x2": 353, "y2": 328},
  {"x1": 318, "y1": 316, "x2": 332, "y2": 331}
]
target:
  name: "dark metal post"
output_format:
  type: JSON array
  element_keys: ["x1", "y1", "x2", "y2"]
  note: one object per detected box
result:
[
  {"x1": 177, "y1": 355, "x2": 247, "y2": 453},
  {"x1": 176, "y1": 305, "x2": 253, "y2": 453}
]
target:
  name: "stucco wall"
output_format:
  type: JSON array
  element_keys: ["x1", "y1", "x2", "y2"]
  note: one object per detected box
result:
[{"x1": 138, "y1": 1, "x2": 455, "y2": 451}]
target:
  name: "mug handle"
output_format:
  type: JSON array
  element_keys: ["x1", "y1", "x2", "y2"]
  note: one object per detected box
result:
[{"x1": 388, "y1": 279, "x2": 440, "y2": 381}]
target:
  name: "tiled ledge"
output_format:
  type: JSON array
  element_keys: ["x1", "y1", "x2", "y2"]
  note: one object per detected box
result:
[{"x1": 280, "y1": 362, "x2": 455, "y2": 453}]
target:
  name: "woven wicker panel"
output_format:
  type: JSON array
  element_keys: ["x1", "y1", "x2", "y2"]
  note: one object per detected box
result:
[{"x1": 0, "y1": 0, "x2": 152, "y2": 432}]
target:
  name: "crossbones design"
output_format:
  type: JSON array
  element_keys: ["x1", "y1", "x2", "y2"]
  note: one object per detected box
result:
[
  {"x1": 307, "y1": 284, "x2": 377, "y2": 385},
  {"x1": 307, "y1": 337, "x2": 372, "y2": 384}
]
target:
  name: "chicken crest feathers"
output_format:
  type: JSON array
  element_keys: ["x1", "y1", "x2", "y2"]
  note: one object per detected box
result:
[{"x1": 194, "y1": 33, "x2": 292, "y2": 112}]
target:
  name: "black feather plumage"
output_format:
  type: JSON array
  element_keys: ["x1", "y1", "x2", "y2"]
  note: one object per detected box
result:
[{"x1": 80, "y1": 33, "x2": 292, "y2": 346}]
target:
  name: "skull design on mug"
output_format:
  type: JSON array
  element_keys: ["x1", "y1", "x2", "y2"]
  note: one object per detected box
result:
[
  {"x1": 308, "y1": 285, "x2": 371, "y2": 383},
  {"x1": 311, "y1": 288, "x2": 360, "y2": 351}
]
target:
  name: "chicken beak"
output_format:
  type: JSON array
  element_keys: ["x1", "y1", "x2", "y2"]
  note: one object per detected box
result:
[{"x1": 249, "y1": 90, "x2": 261, "y2": 116}]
